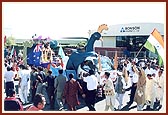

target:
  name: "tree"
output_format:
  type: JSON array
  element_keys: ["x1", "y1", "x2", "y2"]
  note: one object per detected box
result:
[
  {"x1": 77, "y1": 41, "x2": 86, "y2": 48},
  {"x1": 5, "y1": 36, "x2": 16, "y2": 47}
]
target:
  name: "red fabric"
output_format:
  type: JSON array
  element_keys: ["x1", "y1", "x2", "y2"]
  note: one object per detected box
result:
[
  {"x1": 4, "y1": 35, "x2": 6, "y2": 44},
  {"x1": 12, "y1": 63, "x2": 19, "y2": 71},
  {"x1": 60, "y1": 58, "x2": 64, "y2": 68},
  {"x1": 13, "y1": 50, "x2": 16, "y2": 57},
  {"x1": 62, "y1": 79, "x2": 83, "y2": 107},
  {"x1": 33, "y1": 44, "x2": 42, "y2": 52},
  {"x1": 5, "y1": 97, "x2": 24, "y2": 111},
  {"x1": 26, "y1": 105, "x2": 40, "y2": 111},
  {"x1": 47, "y1": 64, "x2": 50, "y2": 70}
]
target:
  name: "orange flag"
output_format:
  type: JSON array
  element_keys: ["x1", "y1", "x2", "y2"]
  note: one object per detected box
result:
[
  {"x1": 113, "y1": 51, "x2": 118, "y2": 70},
  {"x1": 98, "y1": 52, "x2": 102, "y2": 72}
]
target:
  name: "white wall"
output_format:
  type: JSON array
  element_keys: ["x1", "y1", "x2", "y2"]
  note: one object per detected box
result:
[{"x1": 102, "y1": 36, "x2": 116, "y2": 47}]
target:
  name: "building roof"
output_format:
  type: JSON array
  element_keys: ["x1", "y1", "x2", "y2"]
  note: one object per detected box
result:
[
  {"x1": 101, "y1": 23, "x2": 164, "y2": 36},
  {"x1": 15, "y1": 37, "x2": 88, "y2": 47}
]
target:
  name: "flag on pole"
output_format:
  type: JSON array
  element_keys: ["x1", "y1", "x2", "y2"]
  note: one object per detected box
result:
[
  {"x1": 27, "y1": 44, "x2": 42, "y2": 66},
  {"x1": 33, "y1": 44, "x2": 42, "y2": 52},
  {"x1": 50, "y1": 64, "x2": 66, "y2": 77},
  {"x1": 50, "y1": 64, "x2": 59, "y2": 77},
  {"x1": 58, "y1": 46, "x2": 66, "y2": 68},
  {"x1": 98, "y1": 52, "x2": 102, "y2": 72},
  {"x1": 4, "y1": 35, "x2": 6, "y2": 44},
  {"x1": 113, "y1": 51, "x2": 118, "y2": 70},
  {"x1": 144, "y1": 28, "x2": 164, "y2": 66},
  {"x1": 58, "y1": 46, "x2": 65, "y2": 59},
  {"x1": 13, "y1": 49, "x2": 16, "y2": 57},
  {"x1": 10, "y1": 46, "x2": 14, "y2": 58}
]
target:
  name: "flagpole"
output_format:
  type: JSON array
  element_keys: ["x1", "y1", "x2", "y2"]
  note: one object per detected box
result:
[
  {"x1": 23, "y1": 40, "x2": 34, "y2": 65},
  {"x1": 135, "y1": 45, "x2": 144, "y2": 58},
  {"x1": 98, "y1": 52, "x2": 102, "y2": 72},
  {"x1": 10, "y1": 46, "x2": 14, "y2": 58},
  {"x1": 22, "y1": 55, "x2": 28, "y2": 62},
  {"x1": 114, "y1": 51, "x2": 118, "y2": 70}
]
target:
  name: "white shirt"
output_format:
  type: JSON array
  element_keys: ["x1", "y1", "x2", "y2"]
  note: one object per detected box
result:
[
  {"x1": 156, "y1": 74, "x2": 164, "y2": 89},
  {"x1": 83, "y1": 75, "x2": 98, "y2": 90},
  {"x1": 4, "y1": 66, "x2": 7, "y2": 76},
  {"x1": 4, "y1": 70, "x2": 15, "y2": 82},
  {"x1": 134, "y1": 58, "x2": 138, "y2": 63},
  {"x1": 126, "y1": 62, "x2": 132, "y2": 72},
  {"x1": 139, "y1": 61, "x2": 145, "y2": 67},
  {"x1": 154, "y1": 69, "x2": 159, "y2": 76},
  {"x1": 19, "y1": 69, "x2": 30, "y2": 86},
  {"x1": 145, "y1": 67, "x2": 153, "y2": 75},
  {"x1": 129, "y1": 69, "x2": 134, "y2": 77},
  {"x1": 132, "y1": 72, "x2": 139, "y2": 83}
]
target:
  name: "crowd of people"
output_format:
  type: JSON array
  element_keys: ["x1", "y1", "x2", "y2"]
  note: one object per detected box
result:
[{"x1": 3, "y1": 51, "x2": 165, "y2": 111}]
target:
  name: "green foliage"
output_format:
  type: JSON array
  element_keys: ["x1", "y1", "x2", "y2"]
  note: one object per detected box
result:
[
  {"x1": 5, "y1": 36, "x2": 16, "y2": 47},
  {"x1": 77, "y1": 41, "x2": 86, "y2": 48}
]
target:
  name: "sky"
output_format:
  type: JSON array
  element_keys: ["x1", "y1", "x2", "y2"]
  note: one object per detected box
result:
[{"x1": 2, "y1": 2, "x2": 166, "y2": 40}]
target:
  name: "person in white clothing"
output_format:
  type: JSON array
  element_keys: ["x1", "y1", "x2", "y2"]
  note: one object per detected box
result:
[
  {"x1": 155, "y1": 69, "x2": 164, "y2": 109},
  {"x1": 144, "y1": 64, "x2": 154, "y2": 76},
  {"x1": 103, "y1": 72, "x2": 116, "y2": 111},
  {"x1": 82, "y1": 70, "x2": 98, "y2": 111},
  {"x1": 145, "y1": 73, "x2": 156, "y2": 110},
  {"x1": 18, "y1": 65, "x2": 30, "y2": 104},
  {"x1": 4, "y1": 66, "x2": 16, "y2": 97},
  {"x1": 134, "y1": 67, "x2": 146, "y2": 111},
  {"x1": 115, "y1": 71, "x2": 126, "y2": 110},
  {"x1": 127, "y1": 66, "x2": 139, "y2": 105}
]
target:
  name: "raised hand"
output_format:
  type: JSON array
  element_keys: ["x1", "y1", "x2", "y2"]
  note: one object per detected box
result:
[{"x1": 97, "y1": 24, "x2": 108, "y2": 33}]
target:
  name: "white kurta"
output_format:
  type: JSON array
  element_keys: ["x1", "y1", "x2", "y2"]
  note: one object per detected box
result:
[
  {"x1": 145, "y1": 77, "x2": 156, "y2": 106},
  {"x1": 155, "y1": 75, "x2": 164, "y2": 101},
  {"x1": 103, "y1": 78, "x2": 115, "y2": 110},
  {"x1": 18, "y1": 69, "x2": 30, "y2": 104}
]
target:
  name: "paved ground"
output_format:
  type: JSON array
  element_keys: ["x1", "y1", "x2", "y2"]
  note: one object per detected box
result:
[
  {"x1": 26, "y1": 90, "x2": 165, "y2": 112},
  {"x1": 3, "y1": 80, "x2": 166, "y2": 112},
  {"x1": 76, "y1": 90, "x2": 166, "y2": 112}
]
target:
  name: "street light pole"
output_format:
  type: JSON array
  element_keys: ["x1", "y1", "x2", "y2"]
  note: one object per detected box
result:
[{"x1": 88, "y1": 30, "x2": 91, "y2": 38}]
